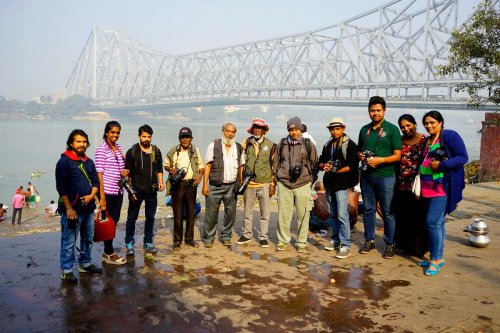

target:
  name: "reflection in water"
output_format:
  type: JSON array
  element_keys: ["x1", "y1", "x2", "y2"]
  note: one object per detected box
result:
[{"x1": 2, "y1": 233, "x2": 412, "y2": 332}]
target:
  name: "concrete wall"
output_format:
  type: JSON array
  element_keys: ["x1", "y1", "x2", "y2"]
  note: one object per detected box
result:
[{"x1": 479, "y1": 112, "x2": 500, "y2": 182}]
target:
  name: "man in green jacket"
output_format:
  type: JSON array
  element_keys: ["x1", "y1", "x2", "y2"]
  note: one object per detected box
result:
[{"x1": 236, "y1": 118, "x2": 276, "y2": 248}]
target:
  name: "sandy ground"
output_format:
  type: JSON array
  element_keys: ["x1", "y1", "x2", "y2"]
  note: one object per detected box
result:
[{"x1": 1, "y1": 184, "x2": 499, "y2": 332}]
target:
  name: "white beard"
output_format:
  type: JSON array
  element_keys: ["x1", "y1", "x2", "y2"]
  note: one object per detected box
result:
[
  {"x1": 222, "y1": 135, "x2": 235, "y2": 146},
  {"x1": 253, "y1": 135, "x2": 262, "y2": 140}
]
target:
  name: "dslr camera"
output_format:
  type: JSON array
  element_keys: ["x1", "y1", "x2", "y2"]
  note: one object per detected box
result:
[
  {"x1": 359, "y1": 150, "x2": 374, "y2": 171},
  {"x1": 169, "y1": 168, "x2": 187, "y2": 186},
  {"x1": 118, "y1": 176, "x2": 137, "y2": 201},
  {"x1": 289, "y1": 165, "x2": 302, "y2": 183},
  {"x1": 237, "y1": 170, "x2": 255, "y2": 195},
  {"x1": 434, "y1": 148, "x2": 447, "y2": 161},
  {"x1": 329, "y1": 160, "x2": 341, "y2": 173}
]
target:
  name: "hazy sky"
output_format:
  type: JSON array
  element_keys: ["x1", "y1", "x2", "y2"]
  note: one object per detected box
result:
[{"x1": 0, "y1": 0, "x2": 477, "y2": 101}]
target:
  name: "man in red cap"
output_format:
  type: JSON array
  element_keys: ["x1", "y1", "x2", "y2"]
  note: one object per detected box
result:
[{"x1": 236, "y1": 118, "x2": 277, "y2": 248}]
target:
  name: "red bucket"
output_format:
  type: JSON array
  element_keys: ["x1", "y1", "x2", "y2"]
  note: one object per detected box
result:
[{"x1": 94, "y1": 210, "x2": 116, "y2": 242}]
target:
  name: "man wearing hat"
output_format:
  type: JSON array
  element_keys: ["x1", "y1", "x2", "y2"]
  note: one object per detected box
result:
[
  {"x1": 165, "y1": 127, "x2": 204, "y2": 251},
  {"x1": 272, "y1": 116, "x2": 317, "y2": 253},
  {"x1": 236, "y1": 118, "x2": 277, "y2": 248},
  {"x1": 318, "y1": 117, "x2": 359, "y2": 259}
]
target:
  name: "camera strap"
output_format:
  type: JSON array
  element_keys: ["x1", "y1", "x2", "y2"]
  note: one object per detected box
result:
[
  {"x1": 106, "y1": 141, "x2": 125, "y2": 171},
  {"x1": 329, "y1": 136, "x2": 343, "y2": 161},
  {"x1": 245, "y1": 137, "x2": 262, "y2": 174},
  {"x1": 77, "y1": 162, "x2": 92, "y2": 186},
  {"x1": 362, "y1": 126, "x2": 384, "y2": 155},
  {"x1": 418, "y1": 135, "x2": 439, "y2": 176},
  {"x1": 174, "y1": 149, "x2": 192, "y2": 180}
]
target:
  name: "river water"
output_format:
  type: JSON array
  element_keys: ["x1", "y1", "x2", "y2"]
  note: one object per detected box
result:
[{"x1": 0, "y1": 104, "x2": 485, "y2": 206}]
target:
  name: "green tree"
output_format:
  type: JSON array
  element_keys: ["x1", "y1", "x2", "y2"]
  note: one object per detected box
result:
[{"x1": 437, "y1": 1, "x2": 499, "y2": 108}]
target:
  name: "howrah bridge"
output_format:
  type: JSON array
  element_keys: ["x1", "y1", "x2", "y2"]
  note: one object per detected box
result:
[{"x1": 64, "y1": 0, "x2": 498, "y2": 110}]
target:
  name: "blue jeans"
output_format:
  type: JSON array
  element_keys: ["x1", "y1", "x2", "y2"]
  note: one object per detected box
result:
[
  {"x1": 424, "y1": 196, "x2": 447, "y2": 260},
  {"x1": 60, "y1": 212, "x2": 94, "y2": 271},
  {"x1": 360, "y1": 175, "x2": 396, "y2": 244},
  {"x1": 203, "y1": 183, "x2": 236, "y2": 243},
  {"x1": 330, "y1": 189, "x2": 351, "y2": 248},
  {"x1": 309, "y1": 214, "x2": 332, "y2": 231},
  {"x1": 125, "y1": 191, "x2": 158, "y2": 244}
]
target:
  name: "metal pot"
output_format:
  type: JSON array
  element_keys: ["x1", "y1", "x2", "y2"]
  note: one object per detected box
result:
[
  {"x1": 468, "y1": 234, "x2": 491, "y2": 248},
  {"x1": 463, "y1": 225, "x2": 488, "y2": 236},
  {"x1": 464, "y1": 219, "x2": 490, "y2": 248},
  {"x1": 469, "y1": 219, "x2": 489, "y2": 234}
]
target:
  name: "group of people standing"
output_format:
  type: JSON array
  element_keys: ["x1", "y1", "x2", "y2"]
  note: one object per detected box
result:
[
  {"x1": 55, "y1": 95, "x2": 467, "y2": 284},
  {"x1": 4, "y1": 181, "x2": 40, "y2": 225}
]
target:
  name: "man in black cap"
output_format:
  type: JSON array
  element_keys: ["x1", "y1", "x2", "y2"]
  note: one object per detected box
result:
[{"x1": 165, "y1": 127, "x2": 204, "y2": 251}]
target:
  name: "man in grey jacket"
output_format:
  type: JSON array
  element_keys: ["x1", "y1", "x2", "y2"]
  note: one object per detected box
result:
[{"x1": 272, "y1": 116, "x2": 317, "y2": 253}]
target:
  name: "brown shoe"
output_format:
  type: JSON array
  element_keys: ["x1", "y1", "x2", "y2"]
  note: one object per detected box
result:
[
  {"x1": 185, "y1": 241, "x2": 200, "y2": 248},
  {"x1": 102, "y1": 253, "x2": 127, "y2": 265}
]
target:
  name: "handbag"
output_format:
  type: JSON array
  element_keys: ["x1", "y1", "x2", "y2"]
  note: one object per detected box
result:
[
  {"x1": 411, "y1": 173, "x2": 421, "y2": 199},
  {"x1": 94, "y1": 209, "x2": 116, "y2": 242}
]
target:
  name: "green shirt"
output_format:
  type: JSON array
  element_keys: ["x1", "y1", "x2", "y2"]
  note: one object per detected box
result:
[{"x1": 358, "y1": 119, "x2": 402, "y2": 177}]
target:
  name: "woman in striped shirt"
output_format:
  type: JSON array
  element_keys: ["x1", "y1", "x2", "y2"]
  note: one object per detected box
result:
[
  {"x1": 95, "y1": 121, "x2": 128, "y2": 265},
  {"x1": 419, "y1": 111, "x2": 467, "y2": 276}
]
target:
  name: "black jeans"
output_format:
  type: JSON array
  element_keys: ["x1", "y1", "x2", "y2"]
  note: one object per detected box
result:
[
  {"x1": 125, "y1": 191, "x2": 157, "y2": 244},
  {"x1": 171, "y1": 181, "x2": 197, "y2": 245},
  {"x1": 12, "y1": 208, "x2": 22, "y2": 224},
  {"x1": 103, "y1": 193, "x2": 123, "y2": 255}
]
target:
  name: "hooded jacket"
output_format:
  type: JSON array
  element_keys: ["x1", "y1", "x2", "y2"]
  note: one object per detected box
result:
[{"x1": 55, "y1": 150, "x2": 99, "y2": 214}]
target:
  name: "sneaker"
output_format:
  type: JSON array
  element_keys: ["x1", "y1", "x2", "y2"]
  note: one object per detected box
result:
[
  {"x1": 78, "y1": 264, "x2": 103, "y2": 274},
  {"x1": 173, "y1": 245, "x2": 181, "y2": 251},
  {"x1": 383, "y1": 244, "x2": 395, "y2": 259},
  {"x1": 204, "y1": 241, "x2": 214, "y2": 248},
  {"x1": 276, "y1": 241, "x2": 287, "y2": 251},
  {"x1": 297, "y1": 245, "x2": 307, "y2": 253},
  {"x1": 222, "y1": 239, "x2": 232, "y2": 247},
  {"x1": 324, "y1": 240, "x2": 341, "y2": 251},
  {"x1": 143, "y1": 243, "x2": 158, "y2": 254},
  {"x1": 61, "y1": 271, "x2": 78, "y2": 284},
  {"x1": 359, "y1": 240, "x2": 375, "y2": 254},
  {"x1": 315, "y1": 229, "x2": 328, "y2": 237},
  {"x1": 236, "y1": 236, "x2": 252, "y2": 244},
  {"x1": 126, "y1": 242, "x2": 135, "y2": 256},
  {"x1": 259, "y1": 239, "x2": 269, "y2": 248},
  {"x1": 102, "y1": 253, "x2": 127, "y2": 265},
  {"x1": 335, "y1": 247, "x2": 352, "y2": 259}
]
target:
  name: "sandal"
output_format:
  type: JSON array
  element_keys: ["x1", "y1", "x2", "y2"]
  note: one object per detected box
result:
[
  {"x1": 102, "y1": 253, "x2": 127, "y2": 265},
  {"x1": 425, "y1": 262, "x2": 440, "y2": 276},
  {"x1": 418, "y1": 260, "x2": 445, "y2": 268}
]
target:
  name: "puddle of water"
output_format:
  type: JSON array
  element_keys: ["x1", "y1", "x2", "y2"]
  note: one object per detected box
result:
[{"x1": 1, "y1": 232, "x2": 411, "y2": 332}]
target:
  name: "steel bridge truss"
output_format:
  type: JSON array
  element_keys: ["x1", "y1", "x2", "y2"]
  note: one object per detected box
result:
[{"x1": 65, "y1": 0, "x2": 484, "y2": 104}]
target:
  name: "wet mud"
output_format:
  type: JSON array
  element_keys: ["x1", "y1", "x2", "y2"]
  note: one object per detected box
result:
[
  {"x1": 1, "y1": 232, "x2": 411, "y2": 332},
  {"x1": 2, "y1": 182, "x2": 499, "y2": 332}
]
